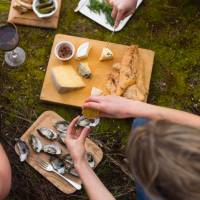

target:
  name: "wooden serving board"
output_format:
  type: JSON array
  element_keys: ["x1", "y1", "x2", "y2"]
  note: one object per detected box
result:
[
  {"x1": 40, "y1": 34, "x2": 155, "y2": 107},
  {"x1": 8, "y1": 0, "x2": 62, "y2": 29},
  {"x1": 15, "y1": 111, "x2": 103, "y2": 194}
]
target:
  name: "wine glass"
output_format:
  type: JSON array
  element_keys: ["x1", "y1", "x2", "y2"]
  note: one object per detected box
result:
[{"x1": 0, "y1": 22, "x2": 26, "y2": 67}]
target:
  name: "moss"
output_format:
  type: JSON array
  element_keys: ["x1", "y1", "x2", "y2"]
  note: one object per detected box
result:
[{"x1": 1, "y1": 0, "x2": 200, "y2": 199}]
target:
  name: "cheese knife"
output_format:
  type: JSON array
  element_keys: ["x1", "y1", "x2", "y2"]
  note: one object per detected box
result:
[{"x1": 106, "y1": 28, "x2": 115, "y2": 48}]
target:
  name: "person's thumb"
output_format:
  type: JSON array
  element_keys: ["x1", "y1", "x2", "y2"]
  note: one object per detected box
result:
[{"x1": 79, "y1": 127, "x2": 91, "y2": 144}]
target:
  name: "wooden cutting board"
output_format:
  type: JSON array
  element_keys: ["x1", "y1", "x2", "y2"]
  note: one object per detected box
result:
[
  {"x1": 8, "y1": 0, "x2": 62, "y2": 29},
  {"x1": 15, "y1": 111, "x2": 103, "y2": 194},
  {"x1": 40, "y1": 34, "x2": 155, "y2": 107}
]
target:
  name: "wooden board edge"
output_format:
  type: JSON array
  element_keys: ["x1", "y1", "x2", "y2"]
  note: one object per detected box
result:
[
  {"x1": 7, "y1": 0, "x2": 61, "y2": 29},
  {"x1": 15, "y1": 110, "x2": 104, "y2": 194},
  {"x1": 40, "y1": 34, "x2": 155, "y2": 107}
]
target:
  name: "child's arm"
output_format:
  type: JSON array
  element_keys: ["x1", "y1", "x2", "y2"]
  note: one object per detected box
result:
[
  {"x1": 65, "y1": 117, "x2": 115, "y2": 200},
  {"x1": 75, "y1": 162, "x2": 115, "y2": 200},
  {"x1": 0, "y1": 144, "x2": 12, "y2": 200}
]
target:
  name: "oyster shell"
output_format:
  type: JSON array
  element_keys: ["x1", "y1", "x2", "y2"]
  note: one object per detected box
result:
[
  {"x1": 43, "y1": 143, "x2": 62, "y2": 155},
  {"x1": 62, "y1": 153, "x2": 95, "y2": 168},
  {"x1": 50, "y1": 157, "x2": 65, "y2": 174},
  {"x1": 54, "y1": 121, "x2": 69, "y2": 133},
  {"x1": 76, "y1": 116, "x2": 100, "y2": 128},
  {"x1": 37, "y1": 127, "x2": 57, "y2": 140},
  {"x1": 28, "y1": 134, "x2": 43, "y2": 153},
  {"x1": 87, "y1": 153, "x2": 96, "y2": 168},
  {"x1": 62, "y1": 154, "x2": 74, "y2": 165},
  {"x1": 58, "y1": 132, "x2": 66, "y2": 145},
  {"x1": 62, "y1": 154, "x2": 79, "y2": 176},
  {"x1": 15, "y1": 139, "x2": 29, "y2": 162}
]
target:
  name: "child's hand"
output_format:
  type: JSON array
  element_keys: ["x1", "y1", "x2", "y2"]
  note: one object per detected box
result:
[
  {"x1": 65, "y1": 117, "x2": 91, "y2": 168},
  {"x1": 108, "y1": 0, "x2": 138, "y2": 28}
]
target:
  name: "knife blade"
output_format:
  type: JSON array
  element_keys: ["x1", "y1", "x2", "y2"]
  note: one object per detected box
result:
[{"x1": 74, "y1": 0, "x2": 88, "y2": 12}]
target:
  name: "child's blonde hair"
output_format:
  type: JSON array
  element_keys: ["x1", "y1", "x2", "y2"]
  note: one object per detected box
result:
[{"x1": 127, "y1": 120, "x2": 200, "y2": 200}]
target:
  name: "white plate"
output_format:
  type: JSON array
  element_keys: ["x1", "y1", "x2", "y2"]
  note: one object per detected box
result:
[{"x1": 77, "y1": 0, "x2": 143, "y2": 32}]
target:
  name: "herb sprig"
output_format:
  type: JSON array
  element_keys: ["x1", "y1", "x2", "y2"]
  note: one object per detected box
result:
[{"x1": 87, "y1": 0, "x2": 114, "y2": 26}]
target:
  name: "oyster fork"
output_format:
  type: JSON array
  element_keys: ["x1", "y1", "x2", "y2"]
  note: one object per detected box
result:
[{"x1": 36, "y1": 158, "x2": 82, "y2": 190}]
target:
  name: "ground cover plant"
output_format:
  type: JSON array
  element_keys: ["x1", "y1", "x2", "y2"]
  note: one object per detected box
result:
[{"x1": 0, "y1": 0, "x2": 200, "y2": 199}]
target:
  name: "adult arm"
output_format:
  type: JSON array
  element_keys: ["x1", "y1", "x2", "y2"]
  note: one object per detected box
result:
[
  {"x1": 107, "y1": 0, "x2": 138, "y2": 28},
  {"x1": 65, "y1": 117, "x2": 115, "y2": 200},
  {"x1": 83, "y1": 95, "x2": 200, "y2": 128},
  {"x1": 0, "y1": 144, "x2": 11, "y2": 200}
]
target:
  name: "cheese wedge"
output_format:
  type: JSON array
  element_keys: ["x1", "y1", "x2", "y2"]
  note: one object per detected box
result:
[
  {"x1": 76, "y1": 42, "x2": 91, "y2": 60},
  {"x1": 51, "y1": 65, "x2": 85, "y2": 93},
  {"x1": 78, "y1": 62, "x2": 92, "y2": 78},
  {"x1": 99, "y1": 47, "x2": 113, "y2": 61},
  {"x1": 91, "y1": 87, "x2": 103, "y2": 96}
]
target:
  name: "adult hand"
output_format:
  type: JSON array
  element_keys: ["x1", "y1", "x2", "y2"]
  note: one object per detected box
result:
[
  {"x1": 107, "y1": 0, "x2": 138, "y2": 28},
  {"x1": 83, "y1": 95, "x2": 143, "y2": 119},
  {"x1": 65, "y1": 116, "x2": 91, "y2": 167}
]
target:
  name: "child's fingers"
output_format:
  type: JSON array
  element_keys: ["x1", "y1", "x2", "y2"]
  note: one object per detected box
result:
[
  {"x1": 79, "y1": 127, "x2": 91, "y2": 144},
  {"x1": 67, "y1": 116, "x2": 80, "y2": 137}
]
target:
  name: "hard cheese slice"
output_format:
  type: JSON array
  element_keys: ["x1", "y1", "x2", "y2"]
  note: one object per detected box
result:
[{"x1": 51, "y1": 65, "x2": 85, "y2": 93}]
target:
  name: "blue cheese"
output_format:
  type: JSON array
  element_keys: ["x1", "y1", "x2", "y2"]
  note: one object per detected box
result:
[
  {"x1": 78, "y1": 62, "x2": 92, "y2": 78},
  {"x1": 99, "y1": 47, "x2": 113, "y2": 61}
]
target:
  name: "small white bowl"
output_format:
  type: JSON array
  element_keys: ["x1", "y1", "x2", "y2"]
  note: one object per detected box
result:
[
  {"x1": 32, "y1": 0, "x2": 58, "y2": 19},
  {"x1": 54, "y1": 41, "x2": 75, "y2": 61}
]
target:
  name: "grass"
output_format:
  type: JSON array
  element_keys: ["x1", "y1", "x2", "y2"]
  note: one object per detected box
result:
[{"x1": 0, "y1": 0, "x2": 200, "y2": 199}]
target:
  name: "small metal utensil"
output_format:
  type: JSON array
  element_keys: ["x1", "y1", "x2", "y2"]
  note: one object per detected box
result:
[
  {"x1": 36, "y1": 157, "x2": 82, "y2": 190},
  {"x1": 106, "y1": 28, "x2": 115, "y2": 48},
  {"x1": 74, "y1": 0, "x2": 88, "y2": 12}
]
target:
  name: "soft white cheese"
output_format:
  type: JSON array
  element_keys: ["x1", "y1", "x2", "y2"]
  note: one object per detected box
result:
[
  {"x1": 91, "y1": 87, "x2": 103, "y2": 96},
  {"x1": 76, "y1": 42, "x2": 91, "y2": 60}
]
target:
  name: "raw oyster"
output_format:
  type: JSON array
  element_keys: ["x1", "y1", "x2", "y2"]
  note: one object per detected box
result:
[
  {"x1": 37, "y1": 127, "x2": 57, "y2": 140},
  {"x1": 69, "y1": 168, "x2": 79, "y2": 177},
  {"x1": 62, "y1": 154, "x2": 74, "y2": 165},
  {"x1": 28, "y1": 134, "x2": 43, "y2": 153},
  {"x1": 43, "y1": 143, "x2": 62, "y2": 155},
  {"x1": 62, "y1": 154, "x2": 79, "y2": 176},
  {"x1": 15, "y1": 139, "x2": 29, "y2": 162},
  {"x1": 50, "y1": 157, "x2": 65, "y2": 174},
  {"x1": 58, "y1": 132, "x2": 66, "y2": 145},
  {"x1": 87, "y1": 153, "x2": 96, "y2": 168},
  {"x1": 54, "y1": 121, "x2": 69, "y2": 133},
  {"x1": 63, "y1": 153, "x2": 95, "y2": 168},
  {"x1": 76, "y1": 116, "x2": 100, "y2": 128}
]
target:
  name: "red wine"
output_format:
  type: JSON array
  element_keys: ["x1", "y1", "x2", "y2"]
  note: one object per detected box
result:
[{"x1": 0, "y1": 23, "x2": 19, "y2": 51}]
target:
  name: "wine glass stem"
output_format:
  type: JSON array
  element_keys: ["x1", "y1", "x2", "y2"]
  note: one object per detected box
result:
[{"x1": 11, "y1": 49, "x2": 18, "y2": 61}]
